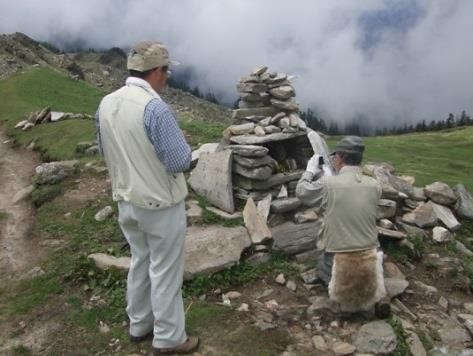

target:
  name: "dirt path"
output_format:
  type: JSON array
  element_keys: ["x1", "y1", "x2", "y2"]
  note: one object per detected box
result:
[{"x1": 0, "y1": 129, "x2": 41, "y2": 278}]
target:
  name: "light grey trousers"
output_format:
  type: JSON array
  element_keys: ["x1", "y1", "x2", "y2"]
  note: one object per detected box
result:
[{"x1": 118, "y1": 200, "x2": 187, "y2": 349}]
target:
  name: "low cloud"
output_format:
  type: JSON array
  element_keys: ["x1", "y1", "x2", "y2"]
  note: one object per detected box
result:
[{"x1": 1, "y1": 0, "x2": 472, "y2": 128}]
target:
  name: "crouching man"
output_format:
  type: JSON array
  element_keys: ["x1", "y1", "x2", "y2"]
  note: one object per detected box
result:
[{"x1": 296, "y1": 136, "x2": 389, "y2": 317}]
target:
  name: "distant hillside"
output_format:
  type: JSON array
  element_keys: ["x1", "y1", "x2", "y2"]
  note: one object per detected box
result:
[{"x1": 0, "y1": 32, "x2": 231, "y2": 124}]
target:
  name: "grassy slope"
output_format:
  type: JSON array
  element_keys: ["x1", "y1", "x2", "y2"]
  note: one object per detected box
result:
[{"x1": 1, "y1": 67, "x2": 472, "y2": 354}]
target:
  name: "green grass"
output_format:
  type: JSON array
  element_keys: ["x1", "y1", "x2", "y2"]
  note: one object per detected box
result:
[
  {"x1": 388, "y1": 317, "x2": 412, "y2": 356},
  {"x1": 328, "y1": 127, "x2": 473, "y2": 192},
  {"x1": 180, "y1": 118, "x2": 226, "y2": 148}
]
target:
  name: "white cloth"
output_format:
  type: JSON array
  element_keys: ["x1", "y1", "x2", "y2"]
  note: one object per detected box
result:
[{"x1": 118, "y1": 200, "x2": 187, "y2": 348}]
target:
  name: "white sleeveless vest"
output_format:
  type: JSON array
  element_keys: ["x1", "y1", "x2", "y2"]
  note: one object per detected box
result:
[{"x1": 99, "y1": 80, "x2": 188, "y2": 209}]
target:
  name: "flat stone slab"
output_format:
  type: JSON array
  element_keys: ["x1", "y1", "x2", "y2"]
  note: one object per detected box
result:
[
  {"x1": 233, "y1": 171, "x2": 303, "y2": 191},
  {"x1": 377, "y1": 199, "x2": 397, "y2": 219},
  {"x1": 270, "y1": 197, "x2": 301, "y2": 213},
  {"x1": 225, "y1": 145, "x2": 269, "y2": 158},
  {"x1": 205, "y1": 206, "x2": 242, "y2": 219},
  {"x1": 353, "y1": 321, "x2": 397, "y2": 355},
  {"x1": 271, "y1": 221, "x2": 322, "y2": 255},
  {"x1": 231, "y1": 107, "x2": 279, "y2": 120},
  {"x1": 184, "y1": 225, "x2": 251, "y2": 280},
  {"x1": 188, "y1": 150, "x2": 234, "y2": 213},
  {"x1": 229, "y1": 131, "x2": 306, "y2": 145}
]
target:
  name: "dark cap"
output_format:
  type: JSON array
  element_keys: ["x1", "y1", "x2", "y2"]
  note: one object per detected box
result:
[{"x1": 331, "y1": 136, "x2": 365, "y2": 155}]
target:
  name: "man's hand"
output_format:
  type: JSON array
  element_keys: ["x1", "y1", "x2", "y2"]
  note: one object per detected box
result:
[{"x1": 306, "y1": 154, "x2": 321, "y2": 175}]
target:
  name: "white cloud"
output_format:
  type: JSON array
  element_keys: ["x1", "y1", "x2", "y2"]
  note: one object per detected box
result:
[{"x1": 1, "y1": 0, "x2": 472, "y2": 128}]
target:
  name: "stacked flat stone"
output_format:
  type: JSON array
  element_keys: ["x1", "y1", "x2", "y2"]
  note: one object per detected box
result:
[
  {"x1": 227, "y1": 66, "x2": 306, "y2": 138},
  {"x1": 222, "y1": 66, "x2": 313, "y2": 211}
]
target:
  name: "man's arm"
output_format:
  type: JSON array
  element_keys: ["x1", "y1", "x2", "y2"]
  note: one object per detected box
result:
[
  {"x1": 296, "y1": 171, "x2": 328, "y2": 209},
  {"x1": 95, "y1": 107, "x2": 103, "y2": 155},
  {"x1": 144, "y1": 99, "x2": 191, "y2": 173}
]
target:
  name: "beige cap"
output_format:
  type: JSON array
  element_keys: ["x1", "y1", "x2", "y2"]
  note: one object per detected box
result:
[{"x1": 127, "y1": 40, "x2": 179, "y2": 72}]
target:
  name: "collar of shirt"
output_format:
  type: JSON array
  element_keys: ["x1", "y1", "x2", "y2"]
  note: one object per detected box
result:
[
  {"x1": 125, "y1": 77, "x2": 162, "y2": 100},
  {"x1": 338, "y1": 165, "x2": 361, "y2": 175}
]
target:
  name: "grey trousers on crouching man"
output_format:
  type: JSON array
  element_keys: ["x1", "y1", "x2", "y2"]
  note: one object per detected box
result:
[
  {"x1": 317, "y1": 252, "x2": 334, "y2": 285},
  {"x1": 118, "y1": 200, "x2": 187, "y2": 349}
]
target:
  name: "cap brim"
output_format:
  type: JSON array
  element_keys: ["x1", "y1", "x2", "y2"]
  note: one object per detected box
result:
[{"x1": 169, "y1": 60, "x2": 180, "y2": 66}]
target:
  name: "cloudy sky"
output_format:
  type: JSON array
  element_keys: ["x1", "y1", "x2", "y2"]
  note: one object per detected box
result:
[{"x1": 1, "y1": 0, "x2": 472, "y2": 128}]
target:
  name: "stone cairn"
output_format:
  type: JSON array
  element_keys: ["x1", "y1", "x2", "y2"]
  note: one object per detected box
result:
[
  {"x1": 224, "y1": 66, "x2": 313, "y2": 211},
  {"x1": 15, "y1": 107, "x2": 93, "y2": 131}
]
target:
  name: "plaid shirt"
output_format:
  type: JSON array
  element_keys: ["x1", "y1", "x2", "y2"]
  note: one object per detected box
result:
[{"x1": 96, "y1": 97, "x2": 191, "y2": 173}]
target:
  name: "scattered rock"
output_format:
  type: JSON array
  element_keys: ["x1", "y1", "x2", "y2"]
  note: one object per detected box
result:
[
  {"x1": 300, "y1": 268, "x2": 318, "y2": 284},
  {"x1": 432, "y1": 226, "x2": 453, "y2": 243},
  {"x1": 332, "y1": 341, "x2": 356, "y2": 355},
  {"x1": 21, "y1": 266, "x2": 46, "y2": 279},
  {"x1": 275, "y1": 273, "x2": 286, "y2": 285},
  {"x1": 464, "y1": 303, "x2": 473, "y2": 314},
  {"x1": 88, "y1": 253, "x2": 130, "y2": 271},
  {"x1": 254, "y1": 319, "x2": 276, "y2": 331},
  {"x1": 225, "y1": 291, "x2": 241, "y2": 300},
  {"x1": 438, "y1": 296, "x2": 449, "y2": 311},
  {"x1": 405, "y1": 330, "x2": 427, "y2": 356},
  {"x1": 286, "y1": 280, "x2": 297, "y2": 291},
  {"x1": 311, "y1": 335, "x2": 328, "y2": 352},
  {"x1": 94, "y1": 206, "x2": 114, "y2": 222},
  {"x1": 307, "y1": 296, "x2": 331, "y2": 314},
  {"x1": 412, "y1": 281, "x2": 438, "y2": 294},
  {"x1": 238, "y1": 303, "x2": 249, "y2": 312},
  {"x1": 379, "y1": 218, "x2": 394, "y2": 229}
]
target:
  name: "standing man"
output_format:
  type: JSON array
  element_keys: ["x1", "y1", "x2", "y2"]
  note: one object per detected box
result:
[
  {"x1": 96, "y1": 40, "x2": 199, "y2": 354},
  {"x1": 296, "y1": 136, "x2": 388, "y2": 317}
]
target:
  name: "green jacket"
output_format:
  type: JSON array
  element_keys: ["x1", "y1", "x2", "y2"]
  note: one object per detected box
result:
[{"x1": 297, "y1": 166, "x2": 381, "y2": 252}]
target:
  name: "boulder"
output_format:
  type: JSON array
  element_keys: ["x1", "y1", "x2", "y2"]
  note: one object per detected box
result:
[
  {"x1": 454, "y1": 184, "x2": 473, "y2": 220},
  {"x1": 271, "y1": 221, "x2": 322, "y2": 255},
  {"x1": 353, "y1": 321, "x2": 397, "y2": 355},
  {"x1": 427, "y1": 201, "x2": 461, "y2": 231},
  {"x1": 425, "y1": 182, "x2": 457, "y2": 206},
  {"x1": 184, "y1": 225, "x2": 251, "y2": 279},
  {"x1": 402, "y1": 202, "x2": 437, "y2": 228}
]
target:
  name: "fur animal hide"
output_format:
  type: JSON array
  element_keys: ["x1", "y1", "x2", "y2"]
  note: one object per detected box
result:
[{"x1": 328, "y1": 249, "x2": 386, "y2": 312}]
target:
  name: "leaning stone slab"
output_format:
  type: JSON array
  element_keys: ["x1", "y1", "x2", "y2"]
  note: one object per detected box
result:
[
  {"x1": 256, "y1": 194, "x2": 272, "y2": 222},
  {"x1": 232, "y1": 162, "x2": 272, "y2": 181},
  {"x1": 454, "y1": 184, "x2": 473, "y2": 220},
  {"x1": 231, "y1": 107, "x2": 279, "y2": 120},
  {"x1": 353, "y1": 321, "x2": 397, "y2": 355},
  {"x1": 243, "y1": 197, "x2": 272, "y2": 245},
  {"x1": 191, "y1": 143, "x2": 219, "y2": 166},
  {"x1": 233, "y1": 171, "x2": 303, "y2": 191},
  {"x1": 88, "y1": 253, "x2": 130, "y2": 271},
  {"x1": 184, "y1": 225, "x2": 251, "y2": 280},
  {"x1": 427, "y1": 201, "x2": 461, "y2": 231},
  {"x1": 377, "y1": 227, "x2": 407, "y2": 240},
  {"x1": 271, "y1": 221, "x2": 322, "y2": 255},
  {"x1": 229, "y1": 131, "x2": 306, "y2": 145},
  {"x1": 188, "y1": 150, "x2": 234, "y2": 213},
  {"x1": 270, "y1": 197, "x2": 301, "y2": 213},
  {"x1": 425, "y1": 181, "x2": 458, "y2": 206},
  {"x1": 226, "y1": 145, "x2": 268, "y2": 158}
]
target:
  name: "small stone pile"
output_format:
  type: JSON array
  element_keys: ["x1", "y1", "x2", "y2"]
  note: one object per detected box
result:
[
  {"x1": 226, "y1": 65, "x2": 306, "y2": 137},
  {"x1": 223, "y1": 66, "x2": 313, "y2": 209},
  {"x1": 15, "y1": 107, "x2": 93, "y2": 131}
]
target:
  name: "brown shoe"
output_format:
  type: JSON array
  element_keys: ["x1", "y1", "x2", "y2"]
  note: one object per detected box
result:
[
  {"x1": 129, "y1": 330, "x2": 153, "y2": 343},
  {"x1": 153, "y1": 336, "x2": 199, "y2": 355}
]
